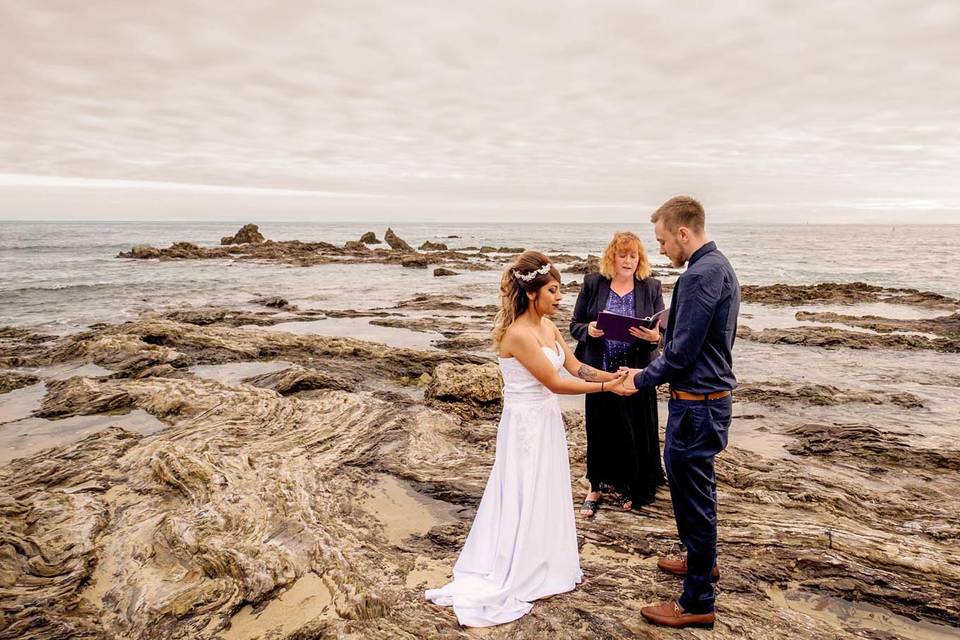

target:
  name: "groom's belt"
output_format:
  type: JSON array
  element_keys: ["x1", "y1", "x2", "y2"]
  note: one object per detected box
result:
[{"x1": 670, "y1": 388, "x2": 731, "y2": 402}]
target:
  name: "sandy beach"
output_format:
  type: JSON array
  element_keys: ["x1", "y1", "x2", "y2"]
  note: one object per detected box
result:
[{"x1": 0, "y1": 224, "x2": 958, "y2": 639}]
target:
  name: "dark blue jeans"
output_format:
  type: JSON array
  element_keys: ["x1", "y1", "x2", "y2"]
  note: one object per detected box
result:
[{"x1": 664, "y1": 396, "x2": 732, "y2": 614}]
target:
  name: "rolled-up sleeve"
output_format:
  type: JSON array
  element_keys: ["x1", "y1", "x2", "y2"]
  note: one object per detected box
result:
[{"x1": 635, "y1": 272, "x2": 720, "y2": 388}]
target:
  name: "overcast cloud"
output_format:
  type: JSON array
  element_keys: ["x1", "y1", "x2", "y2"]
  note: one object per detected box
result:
[{"x1": 1, "y1": 0, "x2": 958, "y2": 222}]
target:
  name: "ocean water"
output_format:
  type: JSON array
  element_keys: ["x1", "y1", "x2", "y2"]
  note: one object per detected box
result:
[
  {"x1": 2, "y1": 221, "x2": 959, "y2": 333},
  {"x1": 2, "y1": 221, "x2": 959, "y2": 458}
]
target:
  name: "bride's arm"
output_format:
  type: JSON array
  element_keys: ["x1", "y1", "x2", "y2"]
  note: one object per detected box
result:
[
  {"x1": 552, "y1": 323, "x2": 620, "y2": 382},
  {"x1": 504, "y1": 329, "x2": 610, "y2": 395}
]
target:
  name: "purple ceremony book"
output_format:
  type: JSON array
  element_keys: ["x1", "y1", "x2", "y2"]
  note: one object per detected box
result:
[{"x1": 595, "y1": 308, "x2": 668, "y2": 342}]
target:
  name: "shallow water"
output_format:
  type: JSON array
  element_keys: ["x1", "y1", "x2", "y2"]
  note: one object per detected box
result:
[
  {"x1": 361, "y1": 473, "x2": 460, "y2": 546},
  {"x1": 0, "y1": 409, "x2": 166, "y2": 463},
  {"x1": 2, "y1": 221, "x2": 958, "y2": 461},
  {"x1": 221, "y1": 573, "x2": 334, "y2": 640},
  {"x1": 765, "y1": 586, "x2": 960, "y2": 640},
  {"x1": 187, "y1": 360, "x2": 295, "y2": 386},
  {"x1": 257, "y1": 317, "x2": 441, "y2": 351},
  {"x1": 3, "y1": 222, "x2": 959, "y2": 333}
]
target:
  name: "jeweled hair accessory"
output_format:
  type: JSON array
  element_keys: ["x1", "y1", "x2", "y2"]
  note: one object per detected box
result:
[{"x1": 512, "y1": 263, "x2": 552, "y2": 282}]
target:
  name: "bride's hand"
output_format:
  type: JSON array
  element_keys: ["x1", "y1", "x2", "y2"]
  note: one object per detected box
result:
[
  {"x1": 607, "y1": 375, "x2": 637, "y2": 396},
  {"x1": 624, "y1": 368, "x2": 643, "y2": 391}
]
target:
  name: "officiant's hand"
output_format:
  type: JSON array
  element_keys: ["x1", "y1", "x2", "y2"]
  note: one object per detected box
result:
[
  {"x1": 587, "y1": 321, "x2": 605, "y2": 338},
  {"x1": 629, "y1": 325, "x2": 660, "y2": 343}
]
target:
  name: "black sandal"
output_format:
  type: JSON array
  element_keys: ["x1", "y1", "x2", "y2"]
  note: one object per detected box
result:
[
  {"x1": 580, "y1": 494, "x2": 601, "y2": 518},
  {"x1": 610, "y1": 492, "x2": 634, "y2": 511}
]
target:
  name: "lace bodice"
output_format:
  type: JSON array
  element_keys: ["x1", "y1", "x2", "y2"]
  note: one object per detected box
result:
[{"x1": 498, "y1": 341, "x2": 565, "y2": 404}]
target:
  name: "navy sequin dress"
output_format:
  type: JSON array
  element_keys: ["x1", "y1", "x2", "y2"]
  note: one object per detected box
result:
[{"x1": 601, "y1": 289, "x2": 635, "y2": 372}]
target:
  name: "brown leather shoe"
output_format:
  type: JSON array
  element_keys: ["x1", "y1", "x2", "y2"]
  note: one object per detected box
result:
[
  {"x1": 657, "y1": 554, "x2": 720, "y2": 581},
  {"x1": 641, "y1": 600, "x2": 715, "y2": 629}
]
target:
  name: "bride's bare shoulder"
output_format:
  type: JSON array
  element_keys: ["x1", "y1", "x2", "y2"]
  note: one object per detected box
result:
[
  {"x1": 542, "y1": 317, "x2": 562, "y2": 338},
  {"x1": 500, "y1": 323, "x2": 534, "y2": 355}
]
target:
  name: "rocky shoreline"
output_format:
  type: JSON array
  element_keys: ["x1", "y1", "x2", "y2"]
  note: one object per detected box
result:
[{"x1": 1, "y1": 227, "x2": 959, "y2": 639}]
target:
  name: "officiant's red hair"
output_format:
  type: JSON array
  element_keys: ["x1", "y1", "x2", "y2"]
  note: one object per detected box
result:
[
  {"x1": 491, "y1": 251, "x2": 561, "y2": 349},
  {"x1": 599, "y1": 231, "x2": 651, "y2": 280}
]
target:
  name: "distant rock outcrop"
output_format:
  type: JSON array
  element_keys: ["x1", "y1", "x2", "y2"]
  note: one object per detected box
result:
[
  {"x1": 565, "y1": 255, "x2": 600, "y2": 274},
  {"x1": 401, "y1": 255, "x2": 429, "y2": 269},
  {"x1": 250, "y1": 296, "x2": 292, "y2": 309},
  {"x1": 119, "y1": 242, "x2": 229, "y2": 260},
  {"x1": 221, "y1": 224, "x2": 266, "y2": 245},
  {"x1": 419, "y1": 241, "x2": 448, "y2": 251},
  {"x1": 385, "y1": 228, "x2": 414, "y2": 252},
  {"x1": 343, "y1": 240, "x2": 371, "y2": 253},
  {"x1": 359, "y1": 232, "x2": 381, "y2": 244},
  {"x1": 433, "y1": 268, "x2": 458, "y2": 277}
]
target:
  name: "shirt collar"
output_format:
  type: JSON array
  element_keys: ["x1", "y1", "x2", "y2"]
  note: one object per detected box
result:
[{"x1": 688, "y1": 241, "x2": 716, "y2": 267}]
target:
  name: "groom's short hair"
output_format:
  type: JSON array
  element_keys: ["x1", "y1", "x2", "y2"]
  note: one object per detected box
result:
[{"x1": 651, "y1": 196, "x2": 705, "y2": 233}]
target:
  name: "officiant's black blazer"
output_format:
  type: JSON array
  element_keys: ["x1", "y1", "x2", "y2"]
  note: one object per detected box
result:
[{"x1": 569, "y1": 272, "x2": 665, "y2": 370}]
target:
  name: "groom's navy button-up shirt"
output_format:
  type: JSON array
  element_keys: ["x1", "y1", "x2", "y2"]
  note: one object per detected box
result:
[{"x1": 634, "y1": 241, "x2": 740, "y2": 394}]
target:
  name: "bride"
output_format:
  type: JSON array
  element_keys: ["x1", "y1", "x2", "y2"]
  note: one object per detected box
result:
[{"x1": 426, "y1": 250, "x2": 636, "y2": 627}]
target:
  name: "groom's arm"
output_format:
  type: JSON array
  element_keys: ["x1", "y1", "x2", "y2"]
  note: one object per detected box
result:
[{"x1": 633, "y1": 272, "x2": 719, "y2": 388}]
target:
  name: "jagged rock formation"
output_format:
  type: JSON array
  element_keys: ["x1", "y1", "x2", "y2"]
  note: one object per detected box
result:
[
  {"x1": 0, "y1": 371, "x2": 39, "y2": 394},
  {"x1": 369, "y1": 317, "x2": 471, "y2": 337},
  {"x1": 738, "y1": 325, "x2": 960, "y2": 353},
  {"x1": 221, "y1": 224, "x2": 266, "y2": 245},
  {"x1": 242, "y1": 365, "x2": 355, "y2": 394},
  {"x1": 742, "y1": 282, "x2": 960, "y2": 310},
  {"x1": 400, "y1": 255, "x2": 428, "y2": 269},
  {"x1": 796, "y1": 310, "x2": 960, "y2": 339},
  {"x1": 433, "y1": 335, "x2": 488, "y2": 351},
  {"x1": 735, "y1": 382, "x2": 924, "y2": 408},
  {"x1": 343, "y1": 240, "x2": 371, "y2": 253},
  {"x1": 419, "y1": 241, "x2": 448, "y2": 251},
  {"x1": 478, "y1": 246, "x2": 524, "y2": 254},
  {"x1": 424, "y1": 362, "x2": 503, "y2": 419},
  {"x1": 359, "y1": 232, "x2": 381, "y2": 244},
  {"x1": 0, "y1": 313, "x2": 958, "y2": 639},
  {"x1": 565, "y1": 255, "x2": 600, "y2": 274},
  {"x1": 384, "y1": 228, "x2": 414, "y2": 252},
  {"x1": 433, "y1": 268, "x2": 458, "y2": 277},
  {"x1": 249, "y1": 296, "x2": 294, "y2": 310},
  {"x1": 115, "y1": 238, "x2": 491, "y2": 271},
  {"x1": 120, "y1": 242, "x2": 231, "y2": 260}
]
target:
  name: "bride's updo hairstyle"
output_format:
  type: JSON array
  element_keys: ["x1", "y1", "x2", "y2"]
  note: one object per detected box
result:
[{"x1": 491, "y1": 250, "x2": 561, "y2": 349}]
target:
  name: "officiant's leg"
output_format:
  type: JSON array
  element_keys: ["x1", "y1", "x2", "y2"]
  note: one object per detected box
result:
[{"x1": 663, "y1": 398, "x2": 731, "y2": 615}]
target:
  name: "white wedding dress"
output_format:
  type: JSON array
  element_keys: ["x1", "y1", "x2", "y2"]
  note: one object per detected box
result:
[{"x1": 425, "y1": 341, "x2": 583, "y2": 627}]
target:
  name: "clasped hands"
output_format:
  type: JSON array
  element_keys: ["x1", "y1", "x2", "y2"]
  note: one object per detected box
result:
[{"x1": 604, "y1": 368, "x2": 642, "y2": 396}]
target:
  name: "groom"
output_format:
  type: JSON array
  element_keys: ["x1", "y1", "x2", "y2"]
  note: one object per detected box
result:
[{"x1": 624, "y1": 196, "x2": 740, "y2": 628}]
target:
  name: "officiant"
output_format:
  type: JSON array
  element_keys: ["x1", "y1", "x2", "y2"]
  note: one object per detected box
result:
[{"x1": 570, "y1": 231, "x2": 665, "y2": 516}]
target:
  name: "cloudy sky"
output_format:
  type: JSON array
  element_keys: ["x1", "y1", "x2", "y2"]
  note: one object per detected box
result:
[{"x1": 1, "y1": 0, "x2": 958, "y2": 222}]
